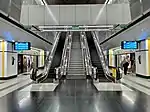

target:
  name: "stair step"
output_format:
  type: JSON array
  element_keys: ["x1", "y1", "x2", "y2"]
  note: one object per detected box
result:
[
  {"x1": 68, "y1": 71, "x2": 85, "y2": 73},
  {"x1": 69, "y1": 67, "x2": 84, "y2": 69},
  {"x1": 66, "y1": 75, "x2": 86, "y2": 79}
]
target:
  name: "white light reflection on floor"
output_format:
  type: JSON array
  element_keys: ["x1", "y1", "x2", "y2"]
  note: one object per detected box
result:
[{"x1": 122, "y1": 93, "x2": 135, "y2": 104}]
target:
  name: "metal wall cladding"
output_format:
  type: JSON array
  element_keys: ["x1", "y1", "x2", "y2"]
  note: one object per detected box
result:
[{"x1": 20, "y1": 4, "x2": 131, "y2": 25}]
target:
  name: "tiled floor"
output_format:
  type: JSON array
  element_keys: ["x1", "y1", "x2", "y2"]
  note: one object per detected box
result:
[
  {"x1": 0, "y1": 76, "x2": 150, "y2": 112},
  {"x1": 121, "y1": 75, "x2": 150, "y2": 95},
  {"x1": 0, "y1": 75, "x2": 32, "y2": 98},
  {"x1": 94, "y1": 83, "x2": 132, "y2": 91},
  {"x1": 20, "y1": 83, "x2": 58, "y2": 92}
]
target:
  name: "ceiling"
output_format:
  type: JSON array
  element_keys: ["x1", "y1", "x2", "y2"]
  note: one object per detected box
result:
[
  {"x1": 100, "y1": 16, "x2": 150, "y2": 50},
  {"x1": 45, "y1": 0, "x2": 106, "y2": 4},
  {"x1": 0, "y1": 17, "x2": 54, "y2": 50}
]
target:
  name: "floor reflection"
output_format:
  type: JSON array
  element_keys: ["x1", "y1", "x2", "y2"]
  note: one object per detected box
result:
[{"x1": 0, "y1": 80, "x2": 150, "y2": 112}]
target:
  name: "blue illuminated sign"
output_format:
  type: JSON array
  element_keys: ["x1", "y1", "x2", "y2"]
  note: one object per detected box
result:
[
  {"x1": 121, "y1": 41, "x2": 138, "y2": 49},
  {"x1": 14, "y1": 42, "x2": 31, "y2": 50}
]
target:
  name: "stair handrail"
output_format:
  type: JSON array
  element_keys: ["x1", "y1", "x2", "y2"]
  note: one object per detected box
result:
[
  {"x1": 55, "y1": 32, "x2": 72, "y2": 79},
  {"x1": 91, "y1": 31, "x2": 113, "y2": 82},
  {"x1": 36, "y1": 32, "x2": 61, "y2": 83},
  {"x1": 80, "y1": 32, "x2": 97, "y2": 78}
]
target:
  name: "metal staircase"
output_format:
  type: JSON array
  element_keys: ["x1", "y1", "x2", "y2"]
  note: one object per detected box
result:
[{"x1": 67, "y1": 32, "x2": 86, "y2": 79}]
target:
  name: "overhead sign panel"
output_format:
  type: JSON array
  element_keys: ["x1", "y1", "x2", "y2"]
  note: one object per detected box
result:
[
  {"x1": 121, "y1": 41, "x2": 138, "y2": 49},
  {"x1": 14, "y1": 42, "x2": 31, "y2": 50}
]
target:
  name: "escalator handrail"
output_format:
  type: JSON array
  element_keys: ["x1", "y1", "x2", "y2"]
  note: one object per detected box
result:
[
  {"x1": 80, "y1": 32, "x2": 96, "y2": 77},
  {"x1": 56, "y1": 33, "x2": 72, "y2": 79},
  {"x1": 91, "y1": 31, "x2": 114, "y2": 82},
  {"x1": 36, "y1": 32, "x2": 61, "y2": 82}
]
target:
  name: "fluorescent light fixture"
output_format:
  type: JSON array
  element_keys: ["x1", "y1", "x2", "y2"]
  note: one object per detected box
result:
[
  {"x1": 79, "y1": 25, "x2": 113, "y2": 28},
  {"x1": 39, "y1": 25, "x2": 113, "y2": 29},
  {"x1": 39, "y1": 26, "x2": 72, "y2": 29},
  {"x1": 42, "y1": 29, "x2": 110, "y2": 32}
]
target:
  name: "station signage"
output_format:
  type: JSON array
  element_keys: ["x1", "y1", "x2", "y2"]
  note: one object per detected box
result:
[
  {"x1": 121, "y1": 41, "x2": 138, "y2": 49},
  {"x1": 14, "y1": 42, "x2": 31, "y2": 50}
]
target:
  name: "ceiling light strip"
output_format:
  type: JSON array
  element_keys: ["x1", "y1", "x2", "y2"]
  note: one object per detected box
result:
[
  {"x1": 39, "y1": 25, "x2": 113, "y2": 29},
  {"x1": 42, "y1": 29, "x2": 110, "y2": 32}
]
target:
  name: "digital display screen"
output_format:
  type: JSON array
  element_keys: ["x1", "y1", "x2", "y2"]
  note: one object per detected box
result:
[
  {"x1": 14, "y1": 42, "x2": 31, "y2": 50},
  {"x1": 121, "y1": 41, "x2": 138, "y2": 49}
]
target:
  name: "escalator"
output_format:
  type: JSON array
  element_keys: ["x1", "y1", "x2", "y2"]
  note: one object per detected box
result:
[
  {"x1": 43, "y1": 32, "x2": 66, "y2": 83},
  {"x1": 86, "y1": 32, "x2": 111, "y2": 82}
]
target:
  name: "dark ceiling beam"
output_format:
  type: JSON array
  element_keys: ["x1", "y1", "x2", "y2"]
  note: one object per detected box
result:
[{"x1": 46, "y1": 0, "x2": 107, "y2": 4}]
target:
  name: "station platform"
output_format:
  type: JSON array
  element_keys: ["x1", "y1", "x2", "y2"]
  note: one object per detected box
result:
[{"x1": 0, "y1": 74, "x2": 149, "y2": 112}]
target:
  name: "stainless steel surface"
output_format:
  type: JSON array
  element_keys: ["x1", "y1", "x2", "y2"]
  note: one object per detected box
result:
[
  {"x1": 56, "y1": 32, "x2": 72, "y2": 79},
  {"x1": 92, "y1": 31, "x2": 114, "y2": 82},
  {"x1": 36, "y1": 32, "x2": 61, "y2": 82},
  {"x1": 80, "y1": 32, "x2": 97, "y2": 79}
]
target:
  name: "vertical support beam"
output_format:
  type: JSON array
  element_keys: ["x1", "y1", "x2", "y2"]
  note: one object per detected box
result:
[
  {"x1": 1, "y1": 40, "x2": 5, "y2": 77},
  {"x1": 147, "y1": 39, "x2": 150, "y2": 75}
]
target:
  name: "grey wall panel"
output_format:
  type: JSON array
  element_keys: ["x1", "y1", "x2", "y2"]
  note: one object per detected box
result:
[
  {"x1": 29, "y1": 5, "x2": 45, "y2": 25},
  {"x1": 75, "y1": 5, "x2": 91, "y2": 25},
  {"x1": 91, "y1": 4, "x2": 107, "y2": 25},
  {"x1": 20, "y1": 4, "x2": 131, "y2": 25},
  {"x1": 130, "y1": 0, "x2": 142, "y2": 20},
  {"x1": 0, "y1": 0, "x2": 10, "y2": 14},
  {"x1": 45, "y1": 5, "x2": 59, "y2": 25},
  {"x1": 59, "y1": 5, "x2": 75, "y2": 25},
  {"x1": 20, "y1": 5, "x2": 29, "y2": 25},
  {"x1": 9, "y1": 3, "x2": 21, "y2": 22},
  {"x1": 142, "y1": 0, "x2": 150, "y2": 13},
  {"x1": 107, "y1": 4, "x2": 123, "y2": 24}
]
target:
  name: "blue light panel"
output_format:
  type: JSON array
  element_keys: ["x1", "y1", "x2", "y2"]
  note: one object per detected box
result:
[
  {"x1": 14, "y1": 42, "x2": 31, "y2": 50},
  {"x1": 121, "y1": 41, "x2": 138, "y2": 49}
]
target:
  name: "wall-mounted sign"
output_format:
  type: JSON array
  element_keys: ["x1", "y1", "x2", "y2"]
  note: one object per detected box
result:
[
  {"x1": 14, "y1": 42, "x2": 31, "y2": 50},
  {"x1": 121, "y1": 41, "x2": 138, "y2": 49}
]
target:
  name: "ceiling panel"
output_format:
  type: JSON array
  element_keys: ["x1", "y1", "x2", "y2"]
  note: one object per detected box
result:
[
  {"x1": 101, "y1": 16, "x2": 150, "y2": 49},
  {"x1": 0, "y1": 17, "x2": 53, "y2": 50}
]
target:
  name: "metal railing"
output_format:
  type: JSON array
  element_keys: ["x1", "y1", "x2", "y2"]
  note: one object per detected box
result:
[
  {"x1": 55, "y1": 32, "x2": 72, "y2": 79},
  {"x1": 92, "y1": 31, "x2": 114, "y2": 82},
  {"x1": 35, "y1": 32, "x2": 61, "y2": 83},
  {"x1": 80, "y1": 32, "x2": 97, "y2": 78}
]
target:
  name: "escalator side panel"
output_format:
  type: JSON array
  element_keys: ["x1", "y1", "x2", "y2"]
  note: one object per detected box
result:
[
  {"x1": 44, "y1": 32, "x2": 66, "y2": 81},
  {"x1": 86, "y1": 32, "x2": 110, "y2": 82}
]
